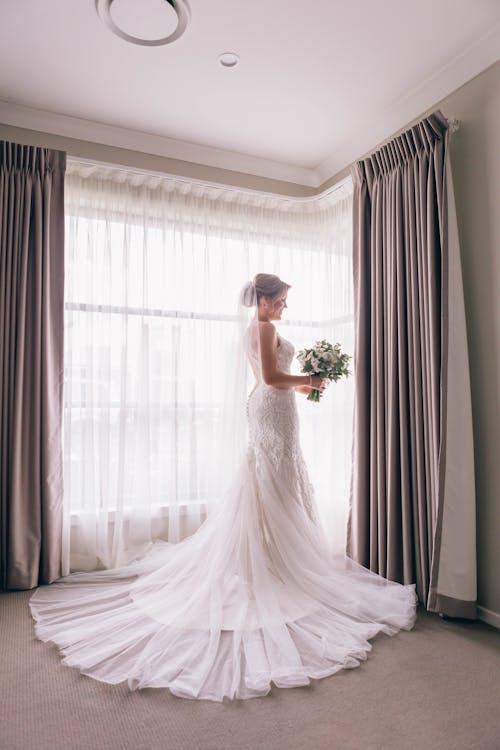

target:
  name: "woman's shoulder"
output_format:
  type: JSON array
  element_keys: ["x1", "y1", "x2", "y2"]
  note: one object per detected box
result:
[
  {"x1": 258, "y1": 321, "x2": 277, "y2": 340},
  {"x1": 257, "y1": 321, "x2": 281, "y2": 350}
]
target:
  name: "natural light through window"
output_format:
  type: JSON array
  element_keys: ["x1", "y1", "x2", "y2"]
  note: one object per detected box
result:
[{"x1": 62, "y1": 164, "x2": 354, "y2": 570}]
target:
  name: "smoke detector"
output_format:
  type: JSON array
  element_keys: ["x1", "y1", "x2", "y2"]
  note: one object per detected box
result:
[{"x1": 219, "y1": 52, "x2": 239, "y2": 68}]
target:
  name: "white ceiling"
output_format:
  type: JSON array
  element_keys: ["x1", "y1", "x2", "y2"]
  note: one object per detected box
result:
[{"x1": 0, "y1": 0, "x2": 499, "y2": 187}]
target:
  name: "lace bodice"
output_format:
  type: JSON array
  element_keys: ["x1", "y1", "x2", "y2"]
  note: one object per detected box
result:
[{"x1": 276, "y1": 335, "x2": 295, "y2": 372}]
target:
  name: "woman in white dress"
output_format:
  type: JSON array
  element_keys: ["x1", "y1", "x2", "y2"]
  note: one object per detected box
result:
[{"x1": 30, "y1": 273, "x2": 417, "y2": 702}]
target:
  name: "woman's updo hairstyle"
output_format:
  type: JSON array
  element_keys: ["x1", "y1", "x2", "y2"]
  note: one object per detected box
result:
[{"x1": 240, "y1": 273, "x2": 291, "y2": 308}]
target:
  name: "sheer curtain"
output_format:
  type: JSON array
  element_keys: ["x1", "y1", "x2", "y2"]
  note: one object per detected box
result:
[{"x1": 62, "y1": 162, "x2": 354, "y2": 574}]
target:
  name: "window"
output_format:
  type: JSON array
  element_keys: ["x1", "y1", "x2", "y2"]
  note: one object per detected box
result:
[{"x1": 63, "y1": 164, "x2": 354, "y2": 571}]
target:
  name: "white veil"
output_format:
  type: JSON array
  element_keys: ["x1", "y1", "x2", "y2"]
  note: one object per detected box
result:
[{"x1": 217, "y1": 280, "x2": 261, "y2": 481}]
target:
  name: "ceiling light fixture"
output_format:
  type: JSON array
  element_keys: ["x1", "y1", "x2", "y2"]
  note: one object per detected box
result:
[
  {"x1": 95, "y1": 0, "x2": 190, "y2": 47},
  {"x1": 219, "y1": 52, "x2": 239, "y2": 68}
]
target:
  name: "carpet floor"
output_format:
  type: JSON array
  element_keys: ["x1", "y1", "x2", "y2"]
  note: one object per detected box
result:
[{"x1": 1, "y1": 592, "x2": 499, "y2": 750}]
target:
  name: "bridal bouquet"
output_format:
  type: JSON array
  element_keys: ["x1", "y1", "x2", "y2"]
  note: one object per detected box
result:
[{"x1": 296, "y1": 339, "x2": 352, "y2": 402}]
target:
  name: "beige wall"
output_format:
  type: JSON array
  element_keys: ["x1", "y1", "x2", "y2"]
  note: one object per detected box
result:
[
  {"x1": 327, "y1": 61, "x2": 500, "y2": 620},
  {"x1": 0, "y1": 123, "x2": 316, "y2": 198},
  {"x1": 2, "y1": 60, "x2": 499, "y2": 619},
  {"x1": 444, "y1": 62, "x2": 500, "y2": 620}
]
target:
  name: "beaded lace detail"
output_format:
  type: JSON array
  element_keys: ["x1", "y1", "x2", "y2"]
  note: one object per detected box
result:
[{"x1": 247, "y1": 334, "x2": 317, "y2": 522}]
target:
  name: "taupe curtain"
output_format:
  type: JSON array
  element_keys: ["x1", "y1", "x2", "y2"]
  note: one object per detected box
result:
[
  {"x1": 347, "y1": 110, "x2": 477, "y2": 618},
  {"x1": 0, "y1": 141, "x2": 66, "y2": 589}
]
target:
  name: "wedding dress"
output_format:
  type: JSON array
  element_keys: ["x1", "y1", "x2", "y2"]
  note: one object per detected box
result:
[{"x1": 30, "y1": 321, "x2": 417, "y2": 702}]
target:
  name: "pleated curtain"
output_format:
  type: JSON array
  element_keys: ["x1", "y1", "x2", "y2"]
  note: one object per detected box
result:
[
  {"x1": 347, "y1": 110, "x2": 477, "y2": 618},
  {"x1": 0, "y1": 141, "x2": 66, "y2": 589}
]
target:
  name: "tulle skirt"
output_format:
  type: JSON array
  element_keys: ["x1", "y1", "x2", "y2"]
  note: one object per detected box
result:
[{"x1": 30, "y1": 450, "x2": 418, "y2": 701}]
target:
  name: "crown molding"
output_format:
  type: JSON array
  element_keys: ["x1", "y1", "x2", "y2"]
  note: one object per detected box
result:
[
  {"x1": 0, "y1": 99, "x2": 321, "y2": 188},
  {"x1": 315, "y1": 22, "x2": 500, "y2": 182}
]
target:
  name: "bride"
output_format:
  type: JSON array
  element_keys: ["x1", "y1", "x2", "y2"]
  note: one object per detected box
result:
[{"x1": 30, "y1": 272, "x2": 417, "y2": 702}]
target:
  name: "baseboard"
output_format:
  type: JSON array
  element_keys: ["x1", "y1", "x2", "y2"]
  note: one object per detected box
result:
[{"x1": 477, "y1": 605, "x2": 500, "y2": 630}]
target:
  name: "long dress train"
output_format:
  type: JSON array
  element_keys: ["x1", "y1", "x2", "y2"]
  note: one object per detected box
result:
[{"x1": 29, "y1": 333, "x2": 417, "y2": 701}]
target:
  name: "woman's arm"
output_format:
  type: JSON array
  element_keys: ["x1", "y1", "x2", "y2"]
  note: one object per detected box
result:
[{"x1": 259, "y1": 322, "x2": 314, "y2": 389}]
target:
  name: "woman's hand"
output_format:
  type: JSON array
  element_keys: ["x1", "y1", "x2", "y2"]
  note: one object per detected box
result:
[
  {"x1": 295, "y1": 377, "x2": 328, "y2": 397},
  {"x1": 311, "y1": 375, "x2": 328, "y2": 394},
  {"x1": 294, "y1": 385, "x2": 312, "y2": 395}
]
